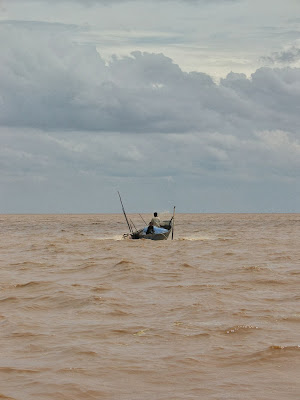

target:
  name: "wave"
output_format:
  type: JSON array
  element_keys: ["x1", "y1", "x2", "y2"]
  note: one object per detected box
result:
[
  {"x1": 110, "y1": 260, "x2": 148, "y2": 276},
  {"x1": 280, "y1": 315, "x2": 300, "y2": 322},
  {"x1": 77, "y1": 350, "x2": 98, "y2": 356},
  {"x1": 94, "y1": 235, "x2": 123, "y2": 241},
  {"x1": 225, "y1": 325, "x2": 259, "y2": 334},
  {"x1": 271, "y1": 255, "x2": 293, "y2": 262},
  {"x1": 243, "y1": 265, "x2": 269, "y2": 272},
  {"x1": 269, "y1": 345, "x2": 300, "y2": 351},
  {"x1": 252, "y1": 345, "x2": 300, "y2": 363},
  {"x1": 0, "y1": 366, "x2": 40, "y2": 374},
  {"x1": 58, "y1": 367, "x2": 87, "y2": 374},
  {"x1": 9, "y1": 261, "x2": 47, "y2": 268},
  {"x1": 226, "y1": 345, "x2": 300, "y2": 366},
  {"x1": 178, "y1": 235, "x2": 217, "y2": 241},
  {"x1": 91, "y1": 286, "x2": 113, "y2": 293},
  {"x1": 11, "y1": 332, "x2": 53, "y2": 338},
  {"x1": 77, "y1": 261, "x2": 99, "y2": 271},
  {"x1": 181, "y1": 263, "x2": 197, "y2": 269},
  {"x1": 13, "y1": 281, "x2": 50, "y2": 289},
  {"x1": 0, "y1": 394, "x2": 17, "y2": 400},
  {"x1": 253, "y1": 278, "x2": 289, "y2": 285},
  {"x1": 115, "y1": 259, "x2": 132, "y2": 267},
  {"x1": 106, "y1": 309, "x2": 131, "y2": 317},
  {"x1": 0, "y1": 296, "x2": 19, "y2": 304}
]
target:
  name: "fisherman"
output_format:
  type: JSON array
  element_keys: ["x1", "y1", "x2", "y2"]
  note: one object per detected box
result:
[
  {"x1": 146, "y1": 221, "x2": 154, "y2": 235},
  {"x1": 146, "y1": 212, "x2": 160, "y2": 235},
  {"x1": 150, "y1": 212, "x2": 161, "y2": 227}
]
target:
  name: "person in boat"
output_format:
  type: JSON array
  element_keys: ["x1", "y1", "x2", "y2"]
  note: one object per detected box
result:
[
  {"x1": 150, "y1": 212, "x2": 160, "y2": 227},
  {"x1": 146, "y1": 221, "x2": 154, "y2": 235},
  {"x1": 146, "y1": 212, "x2": 160, "y2": 235}
]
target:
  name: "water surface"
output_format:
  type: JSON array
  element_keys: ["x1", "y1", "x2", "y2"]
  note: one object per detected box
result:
[{"x1": 0, "y1": 214, "x2": 299, "y2": 399}]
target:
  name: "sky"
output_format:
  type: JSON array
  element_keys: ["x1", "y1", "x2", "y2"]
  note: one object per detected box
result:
[{"x1": 0, "y1": 0, "x2": 300, "y2": 213}]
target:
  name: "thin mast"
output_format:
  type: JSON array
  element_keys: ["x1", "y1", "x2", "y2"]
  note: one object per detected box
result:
[
  {"x1": 171, "y1": 206, "x2": 176, "y2": 240},
  {"x1": 118, "y1": 191, "x2": 133, "y2": 234}
]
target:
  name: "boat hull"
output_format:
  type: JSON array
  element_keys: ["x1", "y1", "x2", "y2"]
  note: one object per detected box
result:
[
  {"x1": 124, "y1": 219, "x2": 173, "y2": 241},
  {"x1": 131, "y1": 229, "x2": 171, "y2": 240}
]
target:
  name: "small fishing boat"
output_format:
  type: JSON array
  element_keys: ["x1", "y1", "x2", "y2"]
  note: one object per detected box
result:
[
  {"x1": 124, "y1": 219, "x2": 173, "y2": 240},
  {"x1": 118, "y1": 192, "x2": 175, "y2": 241}
]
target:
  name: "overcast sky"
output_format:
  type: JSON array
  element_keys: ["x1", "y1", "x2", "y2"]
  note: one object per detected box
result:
[{"x1": 0, "y1": 0, "x2": 300, "y2": 213}]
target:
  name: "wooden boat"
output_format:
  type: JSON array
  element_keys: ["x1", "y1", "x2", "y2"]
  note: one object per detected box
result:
[
  {"x1": 124, "y1": 219, "x2": 173, "y2": 240},
  {"x1": 118, "y1": 192, "x2": 175, "y2": 241}
]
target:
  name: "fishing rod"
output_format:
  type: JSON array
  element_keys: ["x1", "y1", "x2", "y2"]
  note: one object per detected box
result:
[
  {"x1": 139, "y1": 214, "x2": 147, "y2": 225},
  {"x1": 118, "y1": 191, "x2": 133, "y2": 234},
  {"x1": 129, "y1": 218, "x2": 138, "y2": 232}
]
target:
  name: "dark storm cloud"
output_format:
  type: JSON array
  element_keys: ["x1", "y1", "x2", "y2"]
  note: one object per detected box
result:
[
  {"x1": 261, "y1": 46, "x2": 300, "y2": 65},
  {"x1": 1, "y1": 23, "x2": 300, "y2": 136},
  {"x1": 1, "y1": 22, "x2": 300, "y2": 191},
  {"x1": 1, "y1": 1, "x2": 300, "y2": 213}
]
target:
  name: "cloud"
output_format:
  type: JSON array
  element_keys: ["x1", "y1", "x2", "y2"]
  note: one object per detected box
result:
[
  {"x1": 261, "y1": 46, "x2": 300, "y2": 66},
  {"x1": 1, "y1": 23, "x2": 300, "y2": 137},
  {"x1": 8, "y1": 0, "x2": 239, "y2": 4},
  {"x1": 1, "y1": 21, "x2": 300, "y2": 213},
  {"x1": 2, "y1": 125, "x2": 299, "y2": 199}
]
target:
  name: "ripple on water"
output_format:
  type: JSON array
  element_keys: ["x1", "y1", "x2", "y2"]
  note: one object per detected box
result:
[
  {"x1": 0, "y1": 393, "x2": 17, "y2": 400},
  {"x1": 250, "y1": 345, "x2": 300, "y2": 363},
  {"x1": 178, "y1": 235, "x2": 217, "y2": 241},
  {"x1": 13, "y1": 281, "x2": 50, "y2": 289},
  {"x1": 225, "y1": 325, "x2": 259, "y2": 334},
  {"x1": 111, "y1": 260, "x2": 147, "y2": 275},
  {"x1": 224, "y1": 345, "x2": 300, "y2": 366}
]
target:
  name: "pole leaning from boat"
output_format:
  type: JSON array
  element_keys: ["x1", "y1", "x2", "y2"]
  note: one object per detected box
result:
[
  {"x1": 139, "y1": 214, "x2": 147, "y2": 225},
  {"x1": 172, "y1": 206, "x2": 176, "y2": 240},
  {"x1": 129, "y1": 218, "x2": 138, "y2": 232},
  {"x1": 118, "y1": 191, "x2": 133, "y2": 234}
]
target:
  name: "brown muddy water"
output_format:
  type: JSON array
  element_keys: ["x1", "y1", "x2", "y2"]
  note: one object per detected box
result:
[{"x1": 0, "y1": 213, "x2": 299, "y2": 400}]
